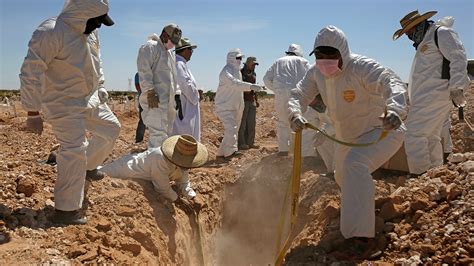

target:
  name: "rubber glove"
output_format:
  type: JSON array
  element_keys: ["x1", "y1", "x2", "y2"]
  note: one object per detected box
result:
[
  {"x1": 382, "y1": 111, "x2": 402, "y2": 130},
  {"x1": 290, "y1": 114, "x2": 307, "y2": 132}
]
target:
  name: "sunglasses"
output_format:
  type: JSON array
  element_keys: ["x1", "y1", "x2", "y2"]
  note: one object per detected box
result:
[{"x1": 236, "y1": 56, "x2": 242, "y2": 60}]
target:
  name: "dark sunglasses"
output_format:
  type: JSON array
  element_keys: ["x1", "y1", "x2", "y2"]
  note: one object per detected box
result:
[{"x1": 236, "y1": 56, "x2": 242, "y2": 60}]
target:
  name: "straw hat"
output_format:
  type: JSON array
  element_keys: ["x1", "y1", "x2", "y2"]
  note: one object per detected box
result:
[
  {"x1": 393, "y1": 10, "x2": 437, "y2": 40},
  {"x1": 161, "y1": 135, "x2": 208, "y2": 168}
]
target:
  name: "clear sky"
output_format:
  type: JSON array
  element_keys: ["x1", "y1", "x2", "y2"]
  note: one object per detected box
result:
[{"x1": 0, "y1": 0, "x2": 473, "y2": 91}]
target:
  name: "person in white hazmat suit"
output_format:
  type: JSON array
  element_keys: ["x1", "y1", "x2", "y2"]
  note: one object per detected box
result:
[
  {"x1": 263, "y1": 44, "x2": 311, "y2": 156},
  {"x1": 137, "y1": 24, "x2": 182, "y2": 148},
  {"x1": 215, "y1": 49, "x2": 264, "y2": 159},
  {"x1": 393, "y1": 11, "x2": 470, "y2": 175},
  {"x1": 289, "y1": 26, "x2": 407, "y2": 260},
  {"x1": 301, "y1": 94, "x2": 335, "y2": 174},
  {"x1": 100, "y1": 135, "x2": 207, "y2": 210},
  {"x1": 171, "y1": 38, "x2": 201, "y2": 141},
  {"x1": 19, "y1": 0, "x2": 121, "y2": 225}
]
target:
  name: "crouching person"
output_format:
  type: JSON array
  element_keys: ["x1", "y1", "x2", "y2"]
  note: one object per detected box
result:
[{"x1": 100, "y1": 134, "x2": 208, "y2": 210}]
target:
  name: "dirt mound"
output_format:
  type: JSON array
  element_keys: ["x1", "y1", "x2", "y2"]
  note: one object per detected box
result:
[{"x1": 0, "y1": 92, "x2": 473, "y2": 264}]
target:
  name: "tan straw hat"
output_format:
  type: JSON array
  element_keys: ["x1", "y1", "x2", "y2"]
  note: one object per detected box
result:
[
  {"x1": 393, "y1": 10, "x2": 437, "y2": 40},
  {"x1": 161, "y1": 135, "x2": 208, "y2": 168}
]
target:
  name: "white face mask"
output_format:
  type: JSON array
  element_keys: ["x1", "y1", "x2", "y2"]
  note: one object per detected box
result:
[{"x1": 165, "y1": 39, "x2": 175, "y2": 50}]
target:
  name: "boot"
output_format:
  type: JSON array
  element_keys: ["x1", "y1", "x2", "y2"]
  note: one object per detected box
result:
[
  {"x1": 50, "y1": 209, "x2": 87, "y2": 225},
  {"x1": 86, "y1": 169, "x2": 105, "y2": 181}
]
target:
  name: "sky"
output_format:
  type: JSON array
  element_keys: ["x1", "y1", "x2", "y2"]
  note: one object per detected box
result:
[{"x1": 0, "y1": 0, "x2": 473, "y2": 91}]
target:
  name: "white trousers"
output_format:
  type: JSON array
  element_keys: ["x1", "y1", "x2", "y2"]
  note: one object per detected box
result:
[
  {"x1": 440, "y1": 117, "x2": 453, "y2": 153},
  {"x1": 141, "y1": 101, "x2": 174, "y2": 148},
  {"x1": 49, "y1": 103, "x2": 121, "y2": 211},
  {"x1": 275, "y1": 91, "x2": 291, "y2": 152},
  {"x1": 216, "y1": 108, "x2": 243, "y2": 157},
  {"x1": 335, "y1": 127, "x2": 405, "y2": 238},
  {"x1": 405, "y1": 104, "x2": 450, "y2": 174}
]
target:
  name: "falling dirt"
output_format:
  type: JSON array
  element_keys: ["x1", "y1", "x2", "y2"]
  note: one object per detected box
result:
[{"x1": 0, "y1": 89, "x2": 473, "y2": 264}]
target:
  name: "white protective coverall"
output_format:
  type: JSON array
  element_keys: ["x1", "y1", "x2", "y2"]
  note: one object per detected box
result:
[
  {"x1": 263, "y1": 46, "x2": 311, "y2": 152},
  {"x1": 215, "y1": 49, "x2": 256, "y2": 157},
  {"x1": 302, "y1": 108, "x2": 336, "y2": 173},
  {"x1": 100, "y1": 148, "x2": 195, "y2": 201},
  {"x1": 171, "y1": 54, "x2": 201, "y2": 141},
  {"x1": 137, "y1": 34, "x2": 178, "y2": 148},
  {"x1": 289, "y1": 26, "x2": 408, "y2": 239},
  {"x1": 19, "y1": 0, "x2": 121, "y2": 211},
  {"x1": 440, "y1": 117, "x2": 453, "y2": 154},
  {"x1": 405, "y1": 18, "x2": 470, "y2": 174}
]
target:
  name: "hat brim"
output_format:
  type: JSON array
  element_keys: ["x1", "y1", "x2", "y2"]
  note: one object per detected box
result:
[
  {"x1": 175, "y1": 44, "x2": 198, "y2": 52},
  {"x1": 161, "y1": 135, "x2": 208, "y2": 168},
  {"x1": 393, "y1": 11, "x2": 437, "y2": 40},
  {"x1": 101, "y1": 14, "x2": 114, "y2": 26}
]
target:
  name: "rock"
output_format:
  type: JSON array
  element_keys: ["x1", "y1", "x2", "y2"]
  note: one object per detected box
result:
[
  {"x1": 117, "y1": 206, "x2": 136, "y2": 217},
  {"x1": 445, "y1": 224, "x2": 455, "y2": 234},
  {"x1": 0, "y1": 205, "x2": 12, "y2": 217},
  {"x1": 120, "y1": 241, "x2": 141, "y2": 256},
  {"x1": 323, "y1": 201, "x2": 339, "y2": 220},
  {"x1": 419, "y1": 244, "x2": 437, "y2": 255},
  {"x1": 461, "y1": 160, "x2": 474, "y2": 173},
  {"x1": 96, "y1": 217, "x2": 112, "y2": 232},
  {"x1": 16, "y1": 176, "x2": 36, "y2": 197},
  {"x1": 46, "y1": 248, "x2": 61, "y2": 256},
  {"x1": 45, "y1": 199, "x2": 55, "y2": 207},
  {"x1": 442, "y1": 252, "x2": 457, "y2": 264},
  {"x1": 68, "y1": 246, "x2": 87, "y2": 257},
  {"x1": 448, "y1": 153, "x2": 466, "y2": 163},
  {"x1": 78, "y1": 249, "x2": 98, "y2": 262},
  {"x1": 410, "y1": 198, "x2": 430, "y2": 211},
  {"x1": 110, "y1": 180, "x2": 125, "y2": 189},
  {"x1": 379, "y1": 201, "x2": 405, "y2": 221},
  {"x1": 446, "y1": 183, "x2": 462, "y2": 201}
]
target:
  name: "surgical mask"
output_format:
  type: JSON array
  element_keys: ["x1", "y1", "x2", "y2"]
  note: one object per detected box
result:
[
  {"x1": 165, "y1": 39, "x2": 175, "y2": 50},
  {"x1": 316, "y1": 59, "x2": 341, "y2": 78}
]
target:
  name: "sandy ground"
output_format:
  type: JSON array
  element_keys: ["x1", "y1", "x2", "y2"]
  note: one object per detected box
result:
[{"x1": 0, "y1": 92, "x2": 473, "y2": 264}]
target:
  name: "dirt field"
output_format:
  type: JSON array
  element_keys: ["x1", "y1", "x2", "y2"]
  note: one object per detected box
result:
[{"x1": 0, "y1": 93, "x2": 473, "y2": 264}]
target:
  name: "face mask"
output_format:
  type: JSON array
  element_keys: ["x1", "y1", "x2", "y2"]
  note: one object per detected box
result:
[
  {"x1": 408, "y1": 22, "x2": 427, "y2": 49},
  {"x1": 316, "y1": 59, "x2": 341, "y2": 78},
  {"x1": 165, "y1": 39, "x2": 175, "y2": 50}
]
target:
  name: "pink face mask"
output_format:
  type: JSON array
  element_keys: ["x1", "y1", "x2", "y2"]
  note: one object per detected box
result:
[
  {"x1": 165, "y1": 39, "x2": 175, "y2": 50},
  {"x1": 316, "y1": 59, "x2": 341, "y2": 78}
]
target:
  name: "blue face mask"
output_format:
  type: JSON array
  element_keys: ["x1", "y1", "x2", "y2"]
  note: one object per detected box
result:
[{"x1": 408, "y1": 22, "x2": 427, "y2": 48}]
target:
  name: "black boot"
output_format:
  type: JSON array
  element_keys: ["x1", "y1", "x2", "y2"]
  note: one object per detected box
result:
[
  {"x1": 50, "y1": 209, "x2": 87, "y2": 225},
  {"x1": 86, "y1": 169, "x2": 105, "y2": 181},
  {"x1": 443, "y1": 152, "x2": 450, "y2": 164}
]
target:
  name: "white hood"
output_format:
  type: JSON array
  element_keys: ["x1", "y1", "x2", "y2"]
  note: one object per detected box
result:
[{"x1": 60, "y1": 0, "x2": 110, "y2": 34}]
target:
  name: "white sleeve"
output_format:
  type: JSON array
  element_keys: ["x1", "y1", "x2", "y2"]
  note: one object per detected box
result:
[
  {"x1": 263, "y1": 63, "x2": 275, "y2": 91},
  {"x1": 437, "y1": 27, "x2": 470, "y2": 92},
  {"x1": 19, "y1": 28, "x2": 59, "y2": 112},
  {"x1": 288, "y1": 66, "x2": 320, "y2": 120},
  {"x1": 137, "y1": 42, "x2": 159, "y2": 94},
  {"x1": 177, "y1": 62, "x2": 199, "y2": 105},
  {"x1": 221, "y1": 68, "x2": 252, "y2": 92},
  {"x1": 150, "y1": 157, "x2": 178, "y2": 201}
]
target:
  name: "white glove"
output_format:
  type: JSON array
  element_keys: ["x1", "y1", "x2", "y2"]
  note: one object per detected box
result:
[
  {"x1": 382, "y1": 111, "x2": 402, "y2": 130},
  {"x1": 26, "y1": 115, "x2": 43, "y2": 135},
  {"x1": 98, "y1": 88, "x2": 109, "y2": 104},
  {"x1": 450, "y1": 89, "x2": 466, "y2": 107},
  {"x1": 250, "y1": 84, "x2": 264, "y2": 92},
  {"x1": 290, "y1": 114, "x2": 307, "y2": 132}
]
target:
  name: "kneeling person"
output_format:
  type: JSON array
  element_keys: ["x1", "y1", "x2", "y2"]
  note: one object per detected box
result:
[{"x1": 100, "y1": 135, "x2": 208, "y2": 208}]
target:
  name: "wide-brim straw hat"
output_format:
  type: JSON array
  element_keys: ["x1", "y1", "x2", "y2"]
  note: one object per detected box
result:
[
  {"x1": 161, "y1": 135, "x2": 208, "y2": 168},
  {"x1": 393, "y1": 10, "x2": 437, "y2": 40}
]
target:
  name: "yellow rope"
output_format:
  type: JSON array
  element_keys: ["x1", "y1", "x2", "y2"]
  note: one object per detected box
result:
[{"x1": 275, "y1": 130, "x2": 302, "y2": 266}]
